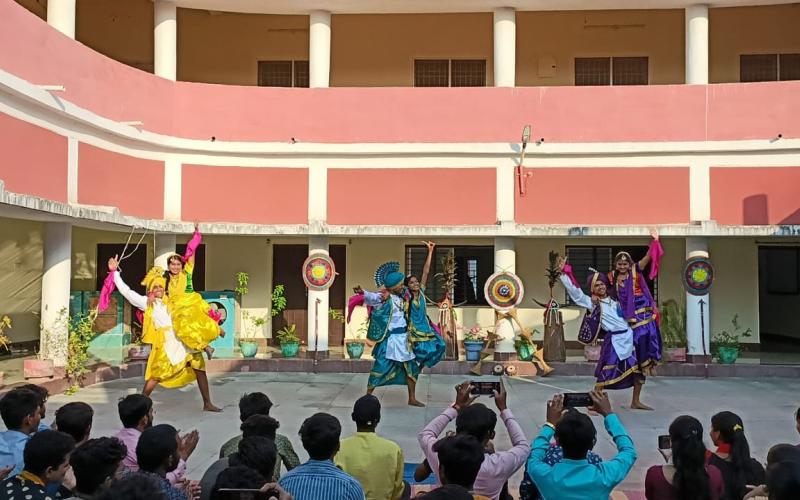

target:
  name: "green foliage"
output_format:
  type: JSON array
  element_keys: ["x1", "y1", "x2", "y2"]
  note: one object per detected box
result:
[
  {"x1": 241, "y1": 310, "x2": 267, "y2": 340},
  {"x1": 271, "y1": 285, "x2": 287, "y2": 317},
  {"x1": 235, "y1": 272, "x2": 250, "y2": 296},
  {"x1": 660, "y1": 299, "x2": 687, "y2": 348},
  {"x1": 711, "y1": 314, "x2": 752, "y2": 352},
  {"x1": 65, "y1": 309, "x2": 98, "y2": 395},
  {"x1": 513, "y1": 330, "x2": 540, "y2": 351},
  {"x1": 276, "y1": 324, "x2": 300, "y2": 345}
]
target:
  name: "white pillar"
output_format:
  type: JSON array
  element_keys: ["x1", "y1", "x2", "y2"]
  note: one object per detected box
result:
[
  {"x1": 307, "y1": 236, "x2": 330, "y2": 353},
  {"x1": 493, "y1": 7, "x2": 516, "y2": 87},
  {"x1": 47, "y1": 0, "x2": 76, "y2": 39},
  {"x1": 154, "y1": 234, "x2": 177, "y2": 269},
  {"x1": 685, "y1": 4, "x2": 709, "y2": 84},
  {"x1": 40, "y1": 223, "x2": 72, "y2": 367},
  {"x1": 685, "y1": 237, "x2": 711, "y2": 359},
  {"x1": 494, "y1": 237, "x2": 517, "y2": 354},
  {"x1": 309, "y1": 10, "x2": 331, "y2": 88},
  {"x1": 163, "y1": 159, "x2": 182, "y2": 221},
  {"x1": 154, "y1": 0, "x2": 177, "y2": 81},
  {"x1": 689, "y1": 163, "x2": 711, "y2": 222}
]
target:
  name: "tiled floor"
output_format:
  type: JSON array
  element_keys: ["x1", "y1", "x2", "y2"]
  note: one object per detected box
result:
[{"x1": 42, "y1": 371, "x2": 800, "y2": 497}]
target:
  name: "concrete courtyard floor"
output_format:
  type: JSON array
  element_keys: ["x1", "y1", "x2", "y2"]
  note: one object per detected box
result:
[{"x1": 46, "y1": 372, "x2": 800, "y2": 496}]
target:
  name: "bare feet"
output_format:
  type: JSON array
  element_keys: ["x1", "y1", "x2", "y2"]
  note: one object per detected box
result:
[
  {"x1": 203, "y1": 403, "x2": 223, "y2": 412},
  {"x1": 204, "y1": 346, "x2": 215, "y2": 360},
  {"x1": 408, "y1": 399, "x2": 426, "y2": 407},
  {"x1": 630, "y1": 401, "x2": 655, "y2": 411}
]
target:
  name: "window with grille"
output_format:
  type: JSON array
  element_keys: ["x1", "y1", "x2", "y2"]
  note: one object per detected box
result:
[
  {"x1": 575, "y1": 57, "x2": 649, "y2": 86},
  {"x1": 740, "y1": 53, "x2": 800, "y2": 82},
  {"x1": 414, "y1": 59, "x2": 487, "y2": 87},
  {"x1": 779, "y1": 54, "x2": 800, "y2": 81},
  {"x1": 258, "y1": 60, "x2": 309, "y2": 87},
  {"x1": 405, "y1": 245, "x2": 493, "y2": 305},
  {"x1": 564, "y1": 245, "x2": 657, "y2": 305}
]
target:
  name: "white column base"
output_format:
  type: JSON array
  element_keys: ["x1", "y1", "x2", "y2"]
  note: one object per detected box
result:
[
  {"x1": 47, "y1": 0, "x2": 76, "y2": 39},
  {"x1": 685, "y1": 4, "x2": 709, "y2": 85},
  {"x1": 685, "y1": 237, "x2": 711, "y2": 356},
  {"x1": 307, "y1": 236, "x2": 330, "y2": 352},
  {"x1": 493, "y1": 237, "x2": 516, "y2": 353},
  {"x1": 493, "y1": 7, "x2": 516, "y2": 87},
  {"x1": 154, "y1": 234, "x2": 177, "y2": 269},
  {"x1": 154, "y1": 0, "x2": 178, "y2": 81},
  {"x1": 40, "y1": 222, "x2": 72, "y2": 367},
  {"x1": 309, "y1": 11, "x2": 331, "y2": 88}
]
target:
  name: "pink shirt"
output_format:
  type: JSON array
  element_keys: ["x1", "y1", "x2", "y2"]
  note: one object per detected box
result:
[
  {"x1": 418, "y1": 408, "x2": 530, "y2": 500},
  {"x1": 114, "y1": 427, "x2": 187, "y2": 485}
]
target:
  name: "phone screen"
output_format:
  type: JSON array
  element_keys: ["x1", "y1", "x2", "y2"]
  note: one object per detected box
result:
[
  {"x1": 562, "y1": 392, "x2": 593, "y2": 407},
  {"x1": 658, "y1": 435, "x2": 672, "y2": 450},
  {"x1": 470, "y1": 381, "x2": 500, "y2": 395}
]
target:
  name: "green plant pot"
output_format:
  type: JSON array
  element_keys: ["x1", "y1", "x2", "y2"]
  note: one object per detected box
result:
[
  {"x1": 280, "y1": 341, "x2": 300, "y2": 358},
  {"x1": 346, "y1": 342, "x2": 365, "y2": 359},
  {"x1": 717, "y1": 346, "x2": 739, "y2": 364},
  {"x1": 239, "y1": 341, "x2": 258, "y2": 358},
  {"x1": 516, "y1": 343, "x2": 534, "y2": 362},
  {"x1": 464, "y1": 340, "x2": 485, "y2": 362}
]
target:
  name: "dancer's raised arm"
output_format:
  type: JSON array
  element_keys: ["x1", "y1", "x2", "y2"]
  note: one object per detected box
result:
[{"x1": 420, "y1": 241, "x2": 436, "y2": 288}]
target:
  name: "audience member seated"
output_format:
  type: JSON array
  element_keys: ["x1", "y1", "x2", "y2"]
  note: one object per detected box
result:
[
  {"x1": 743, "y1": 444, "x2": 800, "y2": 500},
  {"x1": 528, "y1": 391, "x2": 636, "y2": 500},
  {"x1": 765, "y1": 459, "x2": 800, "y2": 500},
  {"x1": 19, "y1": 384, "x2": 51, "y2": 432},
  {"x1": 136, "y1": 424, "x2": 199, "y2": 500},
  {"x1": 645, "y1": 415, "x2": 724, "y2": 500},
  {"x1": 95, "y1": 473, "x2": 168, "y2": 500},
  {"x1": 220, "y1": 393, "x2": 299, "y2": 480},
  {"x1": 419, "y1": 379, "x2": 528, "y2": 500},
  {"x1": 210, "y1": 465, "x2": 267, "y2": 499},
  {"x1": 335, "y1": 395, "x2": 407, "y2": 500},
  {"x1": 55, "y1": 402, "x2": 94, "y2": 445},
  {"x1": 278, "y1": 413, "x2": 365, "y2": 500},
  {"x1": 795, "y1": 407, "x2": 800, "y2": 447},
  {"x1": 114, "y1": 394, "x2": 197, "y2": 485},
  {"x1": 201, "y1": 436, "x2": 278, "y2": 500},
  {"x1": 0, "y1": 389, "x2": 43, "y2": 476},
  {"x1": 519, "y1": 407, "x2": 604, "y2": 500},
  {"x1": 413, "y1": 485, "x2": 474, "y2": 500},
  {"x1": 67, "y1": 436, "x2": 128, "y2": 499},
  {"x1": 0, "y1": 430, "x2": 74, "y2": 500},
  {"x1": 707, "y1": 411, "x2": 765, "y2": 500},
  {"x1": 427, "y1": 434, "x2": 488, "y2": 499}
]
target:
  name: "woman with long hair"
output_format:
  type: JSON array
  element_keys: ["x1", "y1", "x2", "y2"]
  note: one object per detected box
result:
[
  {"x1": 404, "y1": 241, "x2": 446, "y2": 369},
  {"x1": 645, "y1": 415, "x2": 725, "y2": 500},
  {"x1": 708, "y1": 411, "x2": 765, "y2": 500}
]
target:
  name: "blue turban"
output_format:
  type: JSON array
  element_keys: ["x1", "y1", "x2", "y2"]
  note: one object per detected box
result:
[{"x1": 383, "y1": 271, "x2": 405, "y2": 288}]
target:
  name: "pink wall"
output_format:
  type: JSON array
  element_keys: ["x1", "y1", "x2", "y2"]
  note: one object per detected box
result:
[
  {"x1": 1, "y1": 1, "x2": 799, "y2": 144},
  {"x1": 182, "y1": 165, "x2": 308, "y2": 224},
  {"x1": 516, "y1": 167, "x2": 690, "y2": 224},
  {"x1": 327, "y1": 168, "x2": 496, "y2": 225},
  {"x1": 78, "y1": 144, "x2": 164, "y2": 218},
  {"x1": 710, "y1": 167, "x2": 800, "y2": 225},
  {"x1": 0, "y1": 112, "x2": 67, "y2": 202}
]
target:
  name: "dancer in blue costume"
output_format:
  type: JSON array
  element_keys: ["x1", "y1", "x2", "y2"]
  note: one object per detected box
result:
[
  {"x1": 355, "y1": 264, "x2": 425, "y2": 407},
  {"x1": 405, "y1": 241, "x2": 446, "y2": 369}
]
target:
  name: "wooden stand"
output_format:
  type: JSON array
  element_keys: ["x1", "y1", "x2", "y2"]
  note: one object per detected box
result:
[{"x1": 543, "y1": 310, "x2": 567, "y2": 362}]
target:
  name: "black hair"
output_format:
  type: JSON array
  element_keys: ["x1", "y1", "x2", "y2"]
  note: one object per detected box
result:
[
  {"x1": 0, "y1": 388, "x2": 41, "y2": 430},
  {"x1": 299, "y1": 413, "x2": 341, "y2": 460},
  {"x1": 70, "y1": 437, "x2": 128, "y2": 494},
  {"x1": 415, "y1": 484, "x2": 474, "y2": 500},
  {"x1": 239, "y1": 392, "x2": 273, "y2": 422},
  {"x1": 455, "y1": 404, "x2": 497, "y2": 443},
  {"x1": 136, "y1": 424, "x2": 178, "y2": 473},
  {"x1": 162, "y1": 254, "x2": 184, "y2": 296},
  {"x1": 555, "y1": 410, "x2": 596, "y2": 460},
  {"x1": 23, "y1": 430, "x2": 75, "y2": 476},
  {"x1": 229, "y1": 436, "x2": 278, "y2": 481},
  {"x1": 211, "y1": 466, "x2": 267, "y2": 498},
  {"x1": 767, "y1": 460, "x2": 800, "y2": 500},
  {"x1": 711, "y1": 411, "x2": 759, "y2": 494},
  {"x1": 95, "y1": 473, "x2": 167, "y2": 500},
  {"x1": 118, "y1": 394, "x2": 153, "y2": 429},
  {"x1": 796, "y1": 407, "x2": 800, "y2": 420},
  {"x1": 240, "y1": 414, "x2": 280, "y2": 440},
  {"x1": 670, "y1": 415, "x2": 710, "y2": 500},
  {"x1": 352, "y1": 394, "x2": 381, "y2": 429},
  {"x1": 767, "y1": 444, "x2": 800, "y2": 466},
  {"x1": 432, "y1": 435, "x2": 485, "y2": 489},
  {"x1": 19, "y1": 384, "x2": 49, "y2": 405},
  {"x1": 55, "y1": 402, "x2": 94, "y2": 443}
]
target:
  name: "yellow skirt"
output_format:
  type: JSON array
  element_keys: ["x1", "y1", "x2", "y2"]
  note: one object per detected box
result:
[
  {"x1": 145, "y1": 344, "x2": 205, "y2": 389},
  {"x1": 170, "y1": 292, "x2": 220, "y2": 351}
]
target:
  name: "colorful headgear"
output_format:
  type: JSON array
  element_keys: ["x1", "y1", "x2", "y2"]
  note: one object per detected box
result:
[
  {"x1": 384, "y1": 272, "x2": 405, "y2": 288},
  {"x1": 141, "y1": 266, "x2": 167, "y2": 291},
  {"x1": 614, "y1": 251, "x2": 633, "y2": 264},
  {"x1": 374, "y1": 261, "x2": 401, "y2": 288},
  {"x1": 586, "y1": 269, "x2": 609, "y2": 291}
]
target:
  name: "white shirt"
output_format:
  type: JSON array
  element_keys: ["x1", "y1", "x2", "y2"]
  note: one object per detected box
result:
[
  {"x1": 113, "y1": 271, "x2": 193, "y2": 365},
  {"x1": 362, "y1": 290, "x2": 414, "y2": 362},
  {"x1": 560, "y1": 275, "x2": 634, "y2": 360}
]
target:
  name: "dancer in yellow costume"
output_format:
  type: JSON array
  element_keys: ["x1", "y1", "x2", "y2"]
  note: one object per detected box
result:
[
  {"x1": 163, "y1": 223, "x2": 224, "y2": 359},
  {"x1": 108, "y1": 256, "x2": 222, "y2": 412}
]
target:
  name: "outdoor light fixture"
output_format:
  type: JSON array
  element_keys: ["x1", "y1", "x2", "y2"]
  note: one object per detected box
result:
[{"x1": 518, "y1": 125, "x2": 533, "y2": 196}]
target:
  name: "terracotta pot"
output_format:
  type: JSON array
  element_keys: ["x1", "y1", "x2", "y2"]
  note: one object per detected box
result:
[
  {"x1": 665, "y1": 347, "x2": 687, "y2": 362},
  {"x1": 24, "y1": 359, "x2": 55, "y2": 379},
  {"x1": 584, "y1": 345, "x2": 602, "y2": 362}
]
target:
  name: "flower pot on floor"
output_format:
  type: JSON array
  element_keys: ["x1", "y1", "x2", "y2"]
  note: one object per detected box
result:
[
  {"x1": 24, "y1": 359, "x2": 55, "y2": 379},
  {"x1": 717, "y1": 346, "x2": 739, "y2": 364},
  {"x1": 665, "y1": 347, "x2": 687, "y2": 362},
  {"x1": 280, "y1": 341, "x2": 300, "y2": 358},
  {"x1": 239, "y1": 341, "x2": 259, "y2": 358},
  {"x1": 463, "y1": 340, "x2": 485, "y2": 362},
  {"x1": 128, "y1": 344, "x2": 151, "y2": 361},
  {"x1": 584, "y1": 344, "x2": 602, "y2": 362},
  {"x1": 346, "y1": 342, "x2": 365, "y2": 359}
]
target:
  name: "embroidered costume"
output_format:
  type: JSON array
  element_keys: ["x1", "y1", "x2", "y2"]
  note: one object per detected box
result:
[{"x1": 406, "y1": 286, "x2": 446, "y2": 369}]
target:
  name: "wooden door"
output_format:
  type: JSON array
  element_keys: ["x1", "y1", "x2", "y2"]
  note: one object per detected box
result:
[
  {"x1": 272, "y1": 245, "x2": 309, "y2": 344},
  {"x1": 328, "y1": 245, "x2": 347, "y2": 347}
]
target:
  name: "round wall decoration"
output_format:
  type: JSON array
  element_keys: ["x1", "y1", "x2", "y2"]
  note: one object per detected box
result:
[
  {"x1": 683, "y1": 256, "x2": 714, "y2": 296},
  {"x1": 302, "y1": 252, "x2": 336, "y2": 291},
  {"x1": 484, "y1": 272, "x2": 525, "y2": 313}
]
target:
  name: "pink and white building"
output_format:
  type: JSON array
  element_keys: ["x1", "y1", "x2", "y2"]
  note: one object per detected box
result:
[{"x1": 1, "y1": 0, "x2": 799, "y2": 365}]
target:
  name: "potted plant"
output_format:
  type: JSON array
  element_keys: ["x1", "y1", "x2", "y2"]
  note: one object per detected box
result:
[
  {"x1": 25, "y1": 308, "x2": 69, "y2": 379},
  {"x1": 331, "y1": 309, "x2": 366, "y2": 359},
  {"x1": 514, "y1": 330, "x2": 540, "y2": 362},
  {"x1": 463, "y1": 325, "x2": 486, "y2": 362},
  {"x1": 660, "y1": 299, "x2": 687, "y2": 362},
  {"x1": 712, "y1": 314, "x2": 752, "y2": 364},
  {"x1": 65, "y1": 309, "x2": 98, "y2": 394},
  {"x1": 240, "y1": 311, "x2": 265, "y2": 358},
  {"x1": 0, "y1": 315, "x2": 11, "y2": 386},
  {"x1": 276, "y1": 324, "x2": 300, "y2": 358}
]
